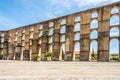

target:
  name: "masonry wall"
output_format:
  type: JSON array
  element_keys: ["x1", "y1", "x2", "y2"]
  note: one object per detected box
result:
[{"x1": 0, "y1": 2, "x2": 120, "y2": 61}]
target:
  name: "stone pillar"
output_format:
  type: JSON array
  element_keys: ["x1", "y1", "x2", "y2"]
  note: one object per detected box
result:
[
  {"x1": 65, "y1": 25, "x2": 74, "y2": 61},
  {"x1": 41, "y1": 24, "x2": 48, "y2": 61},
  {"x1": 38, "y1": 46, "x2": 41, "y2": 61},
  {"x1": 20, "y1": 47, "x2": 24, "y2": 60},
  {"x1": 80, "y1": 34, "x2": 90, "y2": 61},
  {"x1": 119, "y1": 37, "x2": 120, "y2": 62},
  {"x1": 97, "y1": 7, "x2": 110, "y2": 61},
  {"x1": 15, "y1": 44, "x2": 21, "y2": 60},
  {"x1": 52, "y1": 29, "x2": 60, "y2": 61},
  {"x1": 98, "y1": 32, "x2": 109, "y2": 61},
  {"x1": 80, "y1": 24, "x2": 90, "y2": 61},
  {"x1": 31, "y1": 39, "x2": 38, "y2": 60},
  {"x1": 7, "y1": 44, "x2": 14, "y2": 60},
  {"x1": 3, "y1": 41, "x2": 8, "y2": 60},
  {"x1": 29, "y1": 47, "x2": 32, "y2": 61},
  {"x1": 119, "y1": 5, "x2": 120, "y2": 62}
]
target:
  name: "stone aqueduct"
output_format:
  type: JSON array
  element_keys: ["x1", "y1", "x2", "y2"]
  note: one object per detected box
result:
[{"x1": 0, "y1": 2, "x2": 120, "y2": 61}]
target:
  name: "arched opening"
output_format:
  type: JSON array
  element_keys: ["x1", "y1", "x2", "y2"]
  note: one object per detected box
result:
[
  {"x1": 15, "y1": 36, "x2": 18, "y2": 41},
  {"x1": 110, "y1": 28, "x2": 119, "y2": 37},
  {"x1": 60, "y1": 26, "x2": 66, "y2": 33},
  {"x1": 109, "y1": 39, "x2": 119, "y2": 61},
  {"x1": 15, "y1": 32, "x2": 18, "y2": 35},
  {"x1": 49, "y1": 22, "x2": 54, "y2": 27},
  {"x1": 90, "y1": 40, "x2": 98, "y2": 61},
  {"x1": 61, "y1": 35, "x2": 65, "y2": 42},
  {"x1": 61, "y1": 19, "x2": 66, "y2": 25},
  {"x1": 49, "y1": 28, "x2": 54, "y2": 35},
  {"x1": 1, "y1": 38, "x2": 4, "y2": 42},
  {"x1": 60, "y1": 44, "x2": 65, "y2": 60},
  {"x1": 49, "y1": 37, "x2": 53, "y2": 43},
  {"x1": 90, "y1": 20, "x2": 98, "y2": 29},
  {"x1": 39, "y1": 31, "x2": 43, "y2": 37},
  {"x1": 111, "y1": 8, "x2": 119, "y2": 14},
  {"x1": 49, "y1": 45, "x2": 53, "y2": 52},
  {"x1": 1, "y1": 33, "x2": 4, "y2": 37},
  {"x1": 23, "y1": 50, "x2": 30, "y2": 60},
  {"x1": 30, "y1": 32, "x2": 33, "y2": 38},
  {"x1": 91, "y1": 12, "x2": 98, "y2": 18},
  {"x1": 74, "y1": 42, "x2": 80, "y2": 51},
  {"x1": 22, "y1": 30, "x2": 25, "y2": 33},
  {"x1": 74, "y1": 42, "x2": 80, "y2": 60},
  {"x1": 90, "y1": 30, "x2": 98, "y2": 39},
  {"x1": 110, "y1": 16, "x2": 119, "y2": 26},
  {"x1": 30, "y1": 27, "x2": 34, "y2": 31},
  {"x1": 74, "y1": 23, "x2": 80, "y2": 31},
  {"x1": 74, "y1": 33, "x2": 80, "y2": 40},
  {"x1": 22, "y1": 35, "x2": 25, "y2": 40},
  {"x1": 74, "y1": 16, "x2": 80, "y2": 22},
  {"x1": 39, "y1": 25, "x2": 43, "y2": 30}
]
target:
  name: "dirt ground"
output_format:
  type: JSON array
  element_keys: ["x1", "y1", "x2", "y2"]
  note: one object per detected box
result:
[{"x1": 0, "y1": 60, "x2": 120, "y2": 80}]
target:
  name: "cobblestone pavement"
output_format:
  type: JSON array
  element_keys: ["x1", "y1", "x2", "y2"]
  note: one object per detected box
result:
[{"x1": 0, "y1": 60, "x2": 120, "y2": 80}]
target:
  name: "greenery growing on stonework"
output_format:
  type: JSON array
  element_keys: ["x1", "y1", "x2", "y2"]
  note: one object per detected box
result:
[
  {"x1": 62, "y1": 49, "x2": 65, "y2": 60},
  {"x1": 33, "y1": 54, "x2": 40, "y2": 61},
  {"x1": 45, "y1": 51, "x2": 53, "y2": 57},
  {"x1": 45, "y1": 51, "x2": 53, "y2": 60},
  {"x1": 91, "y1": 49, "x2": 97, "y2": 61},
  {"x1": 34, "y1": 54, "x2": 39, "y2": 59},
  {"x1": 110, "y1": 55, "x2": 119, "y2": 61}
]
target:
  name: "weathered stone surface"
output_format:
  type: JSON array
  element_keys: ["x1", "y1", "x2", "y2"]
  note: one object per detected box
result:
[
  {"x1": 0, "y1": 2, "x2": 120, "y2": 61},
  {"x1": 98, "y1": 50, "x2": 109, "y2": 61},
  {"x1": 80, "y1": 51, "x2": 89, "y2": 61}
]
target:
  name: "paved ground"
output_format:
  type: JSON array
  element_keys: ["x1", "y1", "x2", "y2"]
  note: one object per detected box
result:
[{"x1": 0, "y1": 60, "x2": 120, "y2": 80}]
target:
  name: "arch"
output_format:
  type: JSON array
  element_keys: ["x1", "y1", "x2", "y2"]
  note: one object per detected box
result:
[
  {"x1": 49, "y1": 22, "x2": 54, "y2": 27},
  {"x1": 1, "y1": 38, "x2": 4, "y2": 42},
  {"x1": 49, "y1": 45, "x2": 53, "y2": 52},
  {"x1": 90, "y1": 30, "x2": 98, "y2": 39},
  {"x1": 61, "y1": 19, "x2": 66, "y2": 25},
  {"x1": 90, "y1": 40, "x2": 98, "y2": 60},
  {"x1": 30, "y1": 27, "x2": 34, "y2": 31},
  {"x1": 74, "y1": 23, "x2": 80, "y2": 31},
  {"x1": 39, "y1": 25, "x2": 43, "y2": 29},
  {"x1": 49, "y1": 37, "x2": 53, "y2": 43},
  {"x1": 110, "y1": 28, "x2": 119, "y2": 37},
  {"x1": 90, "y1": 40, "x2": 98, "y2": 52},
  {"x1": 110, "y1": 16, "x2": 119, "y2": 26},
  {"x1": 109, "y1": 39, "x2": 119, "y2": 61},
  {"x1": 30, "y1": 32, "x2": 33, "y2": 38},
  {"x1": 22, "y1": 35, "x2": 25, "y2": 40},
  {"x1": 74, "y1": 33, "x2": 80, "y2": 40},
  {"x1": 61, "y1": 43, "x2": 65, "y2": 54},
  {"x1": 39, "y1": 31, "x2": 43, "y2": 37},
  {"x1": 15, "y1": 36, "x2": 18, "y2": 41},
  {"x1": 15, "y1": 32, "x2": 18, "y2": 35},
  {"x1": 90, "y1": 20, "x2": 98, "y2": 29},
  {"x1": 9, "y1": 38, "x2": 11, "y2": 42},
  {"x1": 1, "y1": 33, "x2": 4, "y2": 37},
  {"x1": 60, "y1": 26, "x2": 66, "y2": 33},
  {"x1": 111, "y1": 8, "x2": 119, "y2": 14},
  {"x1": 74, "y1": 16, "x2": 80, "y2": 22},
  {"x1": 9, "y1": 34, "x2": 12, "y2": 36},
  {"x1": 22, "y1": 30, "x2": 25, "y2": 33},
  {"x1": 74, "y1": 42, "x2": 80, "y2": 51},
  {"x1": 61, "y1": 35, "x2": 65, "y2": 42},
  {"x1": 91, "y1": 12, "x2": 98, "y2": 18},
  {"x1": 49, "y1": 28, "x2": 54, "y2": 35},
  {"x1": 23, "y1": 50, "x2": 30, "y2": 60}
]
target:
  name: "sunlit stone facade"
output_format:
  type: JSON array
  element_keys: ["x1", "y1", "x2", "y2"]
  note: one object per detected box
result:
[{"x1": 0, "y1": 2, "x2": 120, "y2": 61}]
